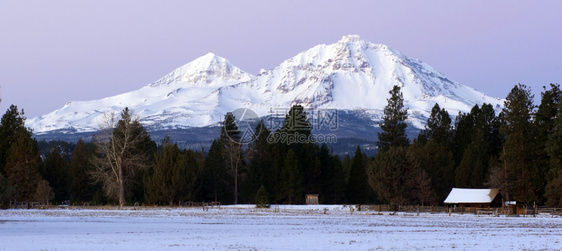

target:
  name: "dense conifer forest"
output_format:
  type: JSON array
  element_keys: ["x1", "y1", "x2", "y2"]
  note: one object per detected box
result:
[{"x1": 1, "y1": 83, "x2": 562, "y2": 208}]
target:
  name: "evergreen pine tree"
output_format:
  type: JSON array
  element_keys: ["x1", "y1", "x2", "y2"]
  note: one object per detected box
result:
[
  {"x1": 0, "y1": 173, "x2": 16, "y2": 208},
  {"x1": 455, "y1": 147, "x2": 475, "y2": 188},
  {"x1": 255, "y1": 185, "x2": 270, "y2": 208},
  {"x1": 329, "y1": 155, "x2": 347, "y2": 204},
  {"x1": 198, "y1": 139, "x2": 227, "y2": 202},
  {"x1": 495, "y1": 84, "x2": 536, "y2": 203},
  {"x1": 244, "y1": 120, "x2": 271, "y2": 203},
  {"x1": 534, "y1": 84, "x2": 560, "y2": 204},
  {"x1": 221, "y1": 112, "x2": 240, "y2": 142},
  {"x1": 416, "y1": 103, "x2": 454, "y2": 202},
  {"x1": 545, "y1": 117, "x2": 562, "y2": 206},
  {"x1": 545, "y1": 85, "x2": 562, "y2": 207},
  {"x1": 341, "y1": 154, "x2": 352, "y2": 184},
  {"x1": 279, "y1": 105, "x2": 312, "y2": 140},
  {"x1": 470, "y1": 104, "x2": 502, "y2": 187},
  {"x1": 346, "y1": 146, "x2": 371, "y2": 204},
  {"x1": 454, "y1": 104, "x2": 501, "y2": 188},
  {"x1": 70, "y1": 139, "x2": 95, "y2": 203},
  {"x1": 266, "y1": 142, "x2": 285, "y2": 204},
  {"x1": 452, "y1": 110, "x2": 476, "y2": 168},
  {"x1": 6, "y1": 130, "x2": 43, "y2": 202},
  {"x1": 42, "y1": 149, "x2": 71, "y2": 204},
  {"x1": 377, "y1": 85, "x2": 409, "y2": 152},
  {"x1": 281, "y1": 149, "x2": 302, "y2": 204},
  {"x1": 318, "y1": 144, "x2": 346, "y2": 204},
  {"x1": 0, "y1": 105, "x2": 43, "y2": 204},
  {"x1": 368, "y1": 147, "x2": 427, "y2": 206},
  {"x1": 425, "y1": 103, "x2": 453, "y2": 143},
  {"x1": 0, "y1": 105, "x2": 28, "y2": 175},
  {"x1": 300, "y1": 143, "x2": 321, "y2": 195},
  {"x1": 144, "y1": 141, "x2": 188, "y2": 205},
  {"x1": 369, "y1": 85, "x2": 420, "y2": 206}
]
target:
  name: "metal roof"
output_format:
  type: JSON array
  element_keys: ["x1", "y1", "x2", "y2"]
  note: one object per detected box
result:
[{"x1": 443, "y1": 188, "x2": 499, "y2": 204}]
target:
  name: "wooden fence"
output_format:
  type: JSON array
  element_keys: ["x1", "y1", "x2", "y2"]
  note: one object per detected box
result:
[{"x1": 361, "y1": 204, "x2": 562, "y2": 217}]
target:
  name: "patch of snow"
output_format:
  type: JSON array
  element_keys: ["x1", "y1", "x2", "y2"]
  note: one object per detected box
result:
[{"x1": 0, "y1": 206, "x2": 560, "y2": 250}]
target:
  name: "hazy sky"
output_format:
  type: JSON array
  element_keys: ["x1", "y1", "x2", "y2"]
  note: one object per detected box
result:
[{"x1": 1, "y1": 1, "x2": 561, "y2": 119}]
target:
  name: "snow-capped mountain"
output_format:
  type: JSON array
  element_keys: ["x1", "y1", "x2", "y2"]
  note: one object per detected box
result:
[
  {"x1": 29, "y1": 35, "x2": 503, "y2": 135},
  {"x1": 29, "y1": 53, "x2": 253, "y2": 133},
  {"x1": 219, "y1": 35, "x2": 502, "y2": 128}
]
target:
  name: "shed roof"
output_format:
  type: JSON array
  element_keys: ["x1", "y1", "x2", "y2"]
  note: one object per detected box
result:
[{"x1": 443, "y1": 188, "x2": 499, "y2": 204}]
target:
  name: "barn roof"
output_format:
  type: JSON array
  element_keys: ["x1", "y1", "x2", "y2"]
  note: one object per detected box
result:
[{"x1": 443, "y1": 188, "x2": 499, "y2": 204}]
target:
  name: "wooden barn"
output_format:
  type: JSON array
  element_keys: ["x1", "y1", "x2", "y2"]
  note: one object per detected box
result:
[{"x1": 444, "y1": 188, "x2": 500, "y2": 210}]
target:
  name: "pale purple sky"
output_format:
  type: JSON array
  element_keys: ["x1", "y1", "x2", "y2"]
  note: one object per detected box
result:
[{"x1": 1, "y1": 1, "x2": 561, "y2": 119}]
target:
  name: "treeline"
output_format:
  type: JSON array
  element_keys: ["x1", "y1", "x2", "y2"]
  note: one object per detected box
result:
[
  {"x1": 369, "y1": 83, "x2": 562, "y2": 207},
  {"x1": 1, "y1": 83, "x2": 562, "y2": 208},
  {"x1": 0, "y1": 105, "x2": 353, "y2": 207}
]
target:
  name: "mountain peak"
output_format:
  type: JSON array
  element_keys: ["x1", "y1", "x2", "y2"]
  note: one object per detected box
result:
[
  {"x1": 28, "y1": 35, "x2": 504, "y2": 135},
  {"x1": 339, "y1": 34, "x2": 362, "y2": 43},
  {"x1": 335, "y1": 35, "x2": 397, "y2": 54},
  {"x1": 193, "y1": 52, "x2": 226, "y2": 68},
  {"x1": 224, "y1": 35, "x2": 503, "y2": 120},
  {"x1": 150, "y1": 53, "x2": 252, "y2": 87},
  {"x1": 201, "y1": 52, "x2": 218, "y2": 59}
]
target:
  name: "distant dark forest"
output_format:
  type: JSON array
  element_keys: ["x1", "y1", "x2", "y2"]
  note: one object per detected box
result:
[{"x1": 1, "y1": 83, "x2": 562, "y2": 208}]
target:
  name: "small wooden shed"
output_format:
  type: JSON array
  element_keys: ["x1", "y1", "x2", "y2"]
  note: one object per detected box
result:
[
  {"x1": 305, "y1": 194, "x2": 319, "y2": 205},
  {"x1": 444, "y1": 188, "x2": 500, "y2": 208}
]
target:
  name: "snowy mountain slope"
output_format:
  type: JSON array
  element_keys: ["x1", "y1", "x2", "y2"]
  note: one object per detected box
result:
[
  {"x1": 218, "y1": 35, "x2": 502, "y2": 128},
  {"x1": 28, "y1": 35, "x2": 503, "y2": 134},
  {"x1": 29, "y1": 53, "x2": 253, "y2": 133}
]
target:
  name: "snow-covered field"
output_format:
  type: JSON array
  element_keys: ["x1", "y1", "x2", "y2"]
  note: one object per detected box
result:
[{"x1": 1, "y1": 205, "x2": 561, "y2": 250}]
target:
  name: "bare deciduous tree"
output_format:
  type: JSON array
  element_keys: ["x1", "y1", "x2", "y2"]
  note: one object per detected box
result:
[
  {"x1": 223, "y1": 139, "x2": 243, "y2": 204},
  {"x1": 90, "y1": 108, "x2": 151, "y2": 207},
  {"x1": 34, "y1": 180, "x2": 54, "y2": 205},
  {"x1": 486, "y1": 157, "x2": 512, "y2": 202}
]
